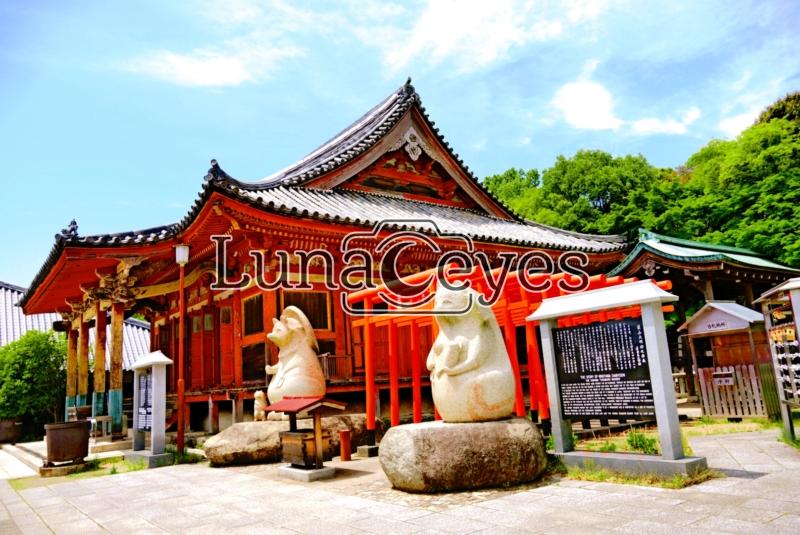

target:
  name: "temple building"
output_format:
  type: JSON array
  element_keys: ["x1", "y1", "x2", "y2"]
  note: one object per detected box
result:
[{"x1": 20, "y1": 80, "x2": 628, "y2": 434}]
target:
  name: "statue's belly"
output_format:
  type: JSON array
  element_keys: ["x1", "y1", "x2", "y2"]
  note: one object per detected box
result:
[{"x1": 431, "y1": 367, "x2": 515, "y2": 422}]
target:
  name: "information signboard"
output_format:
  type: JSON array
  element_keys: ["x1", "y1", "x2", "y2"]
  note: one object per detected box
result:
[
  {"x1": 137, "y1": 373, "x2": 153, "y2": 431},
  {"x1": 553, "y1": 318, "x2": 655, "y2": 420}
]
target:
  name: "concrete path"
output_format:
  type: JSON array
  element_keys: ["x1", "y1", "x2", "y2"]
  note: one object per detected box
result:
[
  {"x1": 0, "y1": 451, "x2": 36, "y2": 481},
  {"x1": 1, "y1": 429, "x2": 799, "y2": 535}
]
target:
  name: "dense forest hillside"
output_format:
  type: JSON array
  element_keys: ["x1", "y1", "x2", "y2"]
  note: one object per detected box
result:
[{"x1": 484, "y1": 92, "x2": 800, "y2": 267}]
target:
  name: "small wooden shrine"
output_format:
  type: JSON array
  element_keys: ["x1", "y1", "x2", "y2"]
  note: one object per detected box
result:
[
  {"x1": 269, "y1": 396, "x2": 346, "y2": 470},
  {"x1": 678, "y1": 301, "x2": 780, "y2": 419}
]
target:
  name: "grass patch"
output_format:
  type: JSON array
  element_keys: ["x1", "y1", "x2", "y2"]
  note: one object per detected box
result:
[
  {"x1": 165, "y1": 445, "x2": 204, "y2": 465},
  {"x1": 565, "y1": 458, "x2": 721, "y2": 489}
]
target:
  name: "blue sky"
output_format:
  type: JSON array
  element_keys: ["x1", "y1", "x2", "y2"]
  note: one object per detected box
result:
[{"x1": 1, "y1": 0, "x2": 799, "y2": 287}]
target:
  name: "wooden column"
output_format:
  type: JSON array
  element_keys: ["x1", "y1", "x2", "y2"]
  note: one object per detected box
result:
[
  {"x1": 364, "y1": 300, "x2": 376, "y2": 445},
  {"x1": 233, "y1": 289, "x2": 243, "y2": 387},
  {"x1": 92, "y1": 302, "x2": 107, "y2": 416},
  {"x1": 525, "y1": 321, "x2": 549, "y2": 419},
  {"x1": 109, "y1": 302, "x2": 125, "y2": 436},
  {"x1": 77, "y1": 319, "x2": 90, "y2": 406},
  {"x1": 388, "y1": 318, "x2": 399, "y2": 427},
  {"x1": 502, "y1": 309, "x2": 527, "y2": 417},
  {"x1": 410, "y1": 320, "x2": 422, "y2": 423},
  {"x1": 65, "y1": 328, "x2": 78, "y2": 420}
]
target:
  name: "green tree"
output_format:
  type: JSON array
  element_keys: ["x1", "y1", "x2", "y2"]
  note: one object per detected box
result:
[
  {"x1": 483, "y1": 150, "x2": 663, "y2": 236},
  {"x1": 755, "y1": 91, "x2": 800, "y2": 125},
  {"x1": 0, "y1": 330, "x2": 67, "y2": 437}
]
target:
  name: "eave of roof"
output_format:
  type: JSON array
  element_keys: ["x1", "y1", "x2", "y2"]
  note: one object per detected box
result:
[{"x1": 608, "y1": 239, "x2": 800, "y2": 277}]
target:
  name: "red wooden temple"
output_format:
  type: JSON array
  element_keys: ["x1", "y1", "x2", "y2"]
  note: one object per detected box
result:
[{"x1": 20, "y1": 80, "x2": 630, "y2": 435}]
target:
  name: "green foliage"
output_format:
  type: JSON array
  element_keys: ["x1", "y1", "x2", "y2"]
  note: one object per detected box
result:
[
  {"x1": 598, "y1": 440, "x2": 617, "y2": 452},
  {"x1": 566, "y1": 458, "x2": 721, "y2": 489},
  {"x1": 626, "y1": 430, "x2": 659, "y2": 454},
  {"x1": 0, "y1": 330, "x2": 67, "y2": 437},
  {"x1": 483, "y1": 94, "x2": 800, "y2": 268},
  {"x1": 756, "y1": 91, "x2": 800, "y2": 125}
]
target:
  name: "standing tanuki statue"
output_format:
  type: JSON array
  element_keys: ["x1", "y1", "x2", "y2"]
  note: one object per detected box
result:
[
  {"x1": 379, "y1": 286, "x2": 547, "y2": 493},
  {"x1": 265, "y1": 306, "x2": 326, "y2": 420},
  {"x1": 427, "y1": 286, "x2": 516, "y2": 422}
]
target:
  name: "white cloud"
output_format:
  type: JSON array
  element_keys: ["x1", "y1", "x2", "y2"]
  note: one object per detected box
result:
[
  {"x1": 551, "y1": 60, "x2": 622, "y2": 130},
  {"x1": 631, "y1": 107, "x2": 701, "y2": 135},
  {"x1": 731, "y1": 70, "x2": 752, "y2": 91},
  {"x1": 718, "y1": 106, "x2": 760, "y2": 137}
]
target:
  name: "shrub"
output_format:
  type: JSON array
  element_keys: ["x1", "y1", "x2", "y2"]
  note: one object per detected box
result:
[{"x1": 0, "y1": 330, "x2": 67, "y2": 438}]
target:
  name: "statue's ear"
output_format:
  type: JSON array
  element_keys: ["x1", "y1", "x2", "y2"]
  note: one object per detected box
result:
[{"x1": 285, "y1": 317, "x2": 302, "y2": 331}]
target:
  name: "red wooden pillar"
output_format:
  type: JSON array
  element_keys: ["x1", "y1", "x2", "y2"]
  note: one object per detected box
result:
[
  {"x1": 233, "y1": 289, "x2": 243, "y2": 387},
  {"x1": 388, "y1": 318, "x2": 399, "y2": 427},
  {"x1": 502, "y1": 308, "x2": 526, "y2": 417},
  {"x1": 363, "y1": 299, "x2": 376, "y2": 445},
  {"x1": 526, "y1": 320, "x2": 550, "y2": 419},
  {"x1": 410, "y1": 319, "x2": 422, "y2": 423}
]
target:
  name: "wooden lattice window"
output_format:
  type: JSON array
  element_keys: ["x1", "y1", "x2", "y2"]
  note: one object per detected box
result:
[
  {"x1": 243, "y1": 294, "x2": 264, "y2": 336},
  {"x1": 192, "y1": 316, "x2": 202, "y2": 333},
  {"x1": 220, "y1": 306, "x2": 232, "y2": 325},
  {"x1": 281, "y1": 291, "x2": 331, "y2": 330},
  {"x1": 204, "y1": 313, "x2": 214, "y2": 331}
]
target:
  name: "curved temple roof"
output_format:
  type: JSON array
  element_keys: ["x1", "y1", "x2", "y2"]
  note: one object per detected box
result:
[{"x1": 21, "y1": 80, "x2": 628, "y2": 310}]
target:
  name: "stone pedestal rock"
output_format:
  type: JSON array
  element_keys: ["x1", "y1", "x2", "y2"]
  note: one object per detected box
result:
[{"x1": 379, "y1": 418, "x2": 547, "y2": 493}]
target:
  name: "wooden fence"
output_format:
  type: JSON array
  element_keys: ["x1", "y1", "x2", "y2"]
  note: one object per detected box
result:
[{"x1": 697, "y1": 365, "x2": 766, "y2": 418}]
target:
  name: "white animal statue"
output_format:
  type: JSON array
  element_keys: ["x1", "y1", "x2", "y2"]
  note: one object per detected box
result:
[
  {"x1": 427, "y1": 286, "x2": 516, "y2": 422},
  {"x1": 265, "y1": 306, "x2": 326, "y2": 420},
  {"x1": 253, "y1": 390, "x2": 267, "y2": 421}
]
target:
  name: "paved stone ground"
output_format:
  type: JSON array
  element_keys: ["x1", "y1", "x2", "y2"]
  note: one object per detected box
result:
[
  {"x1": 1, "y1": 429, "x2": 800, "y2": 535},
  {"x1": 0, "y1": 452, "x2": 36, "y2": 481}
]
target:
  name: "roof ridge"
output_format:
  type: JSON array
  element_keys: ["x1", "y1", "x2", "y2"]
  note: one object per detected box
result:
[{"x1": 639, "y1": 229, "x2": 760, "y2": 256}]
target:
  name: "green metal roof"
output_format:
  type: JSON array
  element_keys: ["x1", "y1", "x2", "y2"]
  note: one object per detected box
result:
[{"x1": 608, "y1": 230, "x2": 800, "y2": 276}]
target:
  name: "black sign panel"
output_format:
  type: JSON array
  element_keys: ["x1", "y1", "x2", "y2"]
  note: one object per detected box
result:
[
  {"x1": 553, "y1": 318, "x2": 655, "y2": 419},
  {"x1": 137, "y1": 373, "x2": 153, "y2": 431}
]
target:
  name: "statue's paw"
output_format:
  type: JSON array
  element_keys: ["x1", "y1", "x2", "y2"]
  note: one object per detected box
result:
[{"x1": 267, "y1": 411, "x2": 282, "y2": 421}]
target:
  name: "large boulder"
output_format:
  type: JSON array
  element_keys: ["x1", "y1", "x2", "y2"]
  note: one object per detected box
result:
[
  {"x1": 204, "y1": 414, "x2": 383, "y2": 466},
  {"x1": 379, "y1": 418, "x2": 546, "y2": 493}
]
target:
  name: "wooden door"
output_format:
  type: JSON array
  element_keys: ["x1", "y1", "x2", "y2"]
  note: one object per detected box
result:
[
  {"x1": 218, "y1": 301, "x2": 234, "y2": 386},
  {"x1": 191, "y1": 312, "x2": 203, "y2": 389},
  {"x1": 202, "y1": 307, "x2": 218, "y2": 388},
  {"x1": 375, "y1": 324, "x2": 389, "y2": 376}
]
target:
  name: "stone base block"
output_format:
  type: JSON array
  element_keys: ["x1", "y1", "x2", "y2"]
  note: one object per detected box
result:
[
  {"x1": 357, "y1": 445, "x2": 379, "y2": 458},
  {"x1": 379, "y1": 418, "x2": 547, "y2": 493},
  {"x1": 557, "y1": 450, "x2": 708, "y2": 476},
  {"x1": 277, "y1": 465, "x2": 335, "y2": 482},
  {"x1": 40, "y1": 462, "x2": 84, "y2": 478},
  {"x1": 124, "y1": 451, "x2": 173, "y2": 469}
]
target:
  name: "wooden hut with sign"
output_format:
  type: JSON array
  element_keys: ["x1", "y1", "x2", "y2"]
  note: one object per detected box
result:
[
  {"x1": 678, "y1": 301, "x2": 779, "y2": 419},
  {"x1": 19, "y1": 80, "x2": 629, "y2": 438}
]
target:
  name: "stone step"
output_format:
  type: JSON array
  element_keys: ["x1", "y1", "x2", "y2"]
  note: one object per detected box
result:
[{"x1": 1, "y1": 444, "x2": 42, "y2": 472}]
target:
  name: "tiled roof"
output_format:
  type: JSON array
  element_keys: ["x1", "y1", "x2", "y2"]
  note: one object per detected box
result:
[
  {"x1": 241, "y1": 186, "x2": 626, "y2": 252},
  {"x1": 1, "y1": 281, "x2": 151, "y2": 369}
]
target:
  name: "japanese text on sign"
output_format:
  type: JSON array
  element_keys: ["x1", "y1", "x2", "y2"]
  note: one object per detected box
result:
[{"x1": 554, "y1": 318, "x2": 655, "y2": 419}]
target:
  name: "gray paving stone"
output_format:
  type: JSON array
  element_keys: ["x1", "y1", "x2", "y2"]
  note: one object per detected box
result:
[
  {"x1": 283, "y1": 519, "x2": 364, "y2": 535},
  {"x1": 408, "y1": 513, "x2": 493, "y2": 534},
  {"x1": 601, "y1": 505, "x2": 706, "y2": 526},
  {"x1": 612, "y1": 519, "x2": 728, "y2": 535},
  {"x1": 742, "y1": 497, "x2": 800, "y2": 514},
  {"x1": 689, "y1": 515, "x2": 798, "y2": 535},
  {"x1": 346, "y1": 516, "x2": 419, "y2": 535}
]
